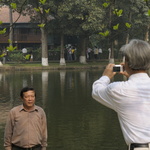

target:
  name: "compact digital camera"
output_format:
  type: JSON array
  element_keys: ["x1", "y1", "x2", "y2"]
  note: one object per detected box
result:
[{"x1": 113, "y1": 65, "x2": 123, "y2": 72}]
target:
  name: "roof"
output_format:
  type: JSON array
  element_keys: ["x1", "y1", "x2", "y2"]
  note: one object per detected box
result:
[{"x1": 0, "y1": 6, "x2": 31, "y2": 23}]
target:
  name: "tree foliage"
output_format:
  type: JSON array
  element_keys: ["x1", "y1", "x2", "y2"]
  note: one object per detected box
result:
[{"x1": 1, "y1": 0, "x2": 150, "y2": 62}]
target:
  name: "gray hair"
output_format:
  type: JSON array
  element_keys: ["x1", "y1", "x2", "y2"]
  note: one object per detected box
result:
[{"x1": 120, "y1": 39, "x2": 150, "y2": 70}]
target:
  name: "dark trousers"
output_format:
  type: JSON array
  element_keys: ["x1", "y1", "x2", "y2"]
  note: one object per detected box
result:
[
  {"x1": 128, "y1": 143, "x2": 150, "y2": 150},
  {"x1": 12, "y1": 144, "x2": 42, "y2": 150}
]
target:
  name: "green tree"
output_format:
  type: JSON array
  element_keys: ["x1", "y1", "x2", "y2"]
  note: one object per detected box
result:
[
  {"x1": 97, "y1": 0, "x2": 150, "y2": 63},
  {"x1": 22, "y1": 0, "x2": 51, "y2": 66},
  {"x1": 49, "y1": 0, "x2": 104, "y2": 64},
  {"x1": 0, "y1": 0, "x2": 25, "y2": 65}
]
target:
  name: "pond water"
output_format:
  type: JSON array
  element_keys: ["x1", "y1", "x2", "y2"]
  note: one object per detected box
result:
[{"x1": 0, "y1": 69, "x2": 126, "y2": 150}]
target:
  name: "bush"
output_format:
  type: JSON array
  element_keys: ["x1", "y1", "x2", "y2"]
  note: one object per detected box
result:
[{"x1": 9, "y1": 53, "x2": 24, "y2": 62}]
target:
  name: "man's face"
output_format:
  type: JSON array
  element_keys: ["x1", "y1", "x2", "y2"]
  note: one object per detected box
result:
[{"x1": 22, "y1": 90, "x2": 35, "y2": 110}]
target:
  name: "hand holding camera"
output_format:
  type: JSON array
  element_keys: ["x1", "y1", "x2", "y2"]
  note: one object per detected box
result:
[
  {"x1": 102, "y1": 63, "x2": 116, "y2": 79},
  {"x1": 113, "y1": 64, "x2": 130, "y2": 78},
  {"x1": 103, "y1": 63, "x2": 128, "y2": 79},
  {"x1": 113, "y1": 65, "x2": 123, "y2": 72}
]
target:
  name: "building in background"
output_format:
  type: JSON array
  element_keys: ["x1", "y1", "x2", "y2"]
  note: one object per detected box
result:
[
  {"x1": 0, "y1": 6, "x2": 79, "y2": 61},
  {"x1": 0, "y1": 6, "x2": 44, "y2": 50}
]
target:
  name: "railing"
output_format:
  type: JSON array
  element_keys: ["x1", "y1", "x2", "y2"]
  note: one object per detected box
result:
[
  {"x1": 13, "y1": 34, "x2": 41, "y2": 43},
  {"x1": 0, "y1": 33, "x2": 41, "y2": 43},
  {"x1": 0, "y1": 49, "x2": 123, "y2": 63}
]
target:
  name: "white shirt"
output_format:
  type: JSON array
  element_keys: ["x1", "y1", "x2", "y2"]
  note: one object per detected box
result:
[
  {"x1": 99, "y1": 48, "x2": 102, "y2": 53},
  {"x1": 92, "y1": 73, "x2": 150, "y2": 145}
]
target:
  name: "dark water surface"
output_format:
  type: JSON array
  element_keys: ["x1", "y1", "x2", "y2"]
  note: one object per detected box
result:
[{"x1": 0, "y1": 70, "x2": 126, "y2": 150}]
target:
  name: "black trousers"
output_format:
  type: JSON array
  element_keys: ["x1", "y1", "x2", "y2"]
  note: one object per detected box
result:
[
  {"x1": 128, "y1": 143, "x2": 149, "y2": 150},
  {"x1": 12, "y1": 144, "x2": 42, "y2": 150}
]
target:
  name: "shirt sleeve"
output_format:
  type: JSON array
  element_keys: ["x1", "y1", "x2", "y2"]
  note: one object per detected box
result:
[
  {"x1": 92, "y1": 76, "x2": 115, "y2": 110},
  {"x1": 4, "y1": 146, "x2": 11, "y2": 150},
  {"x1": 42, "y1": 147, "x2": 47, "y2": 150},
  {"x1": 41, "y1": 110, "x2": 48, "y2": 148},
  {"x1": 4, "y1": 110, "x2": 14, "y2": 150}
]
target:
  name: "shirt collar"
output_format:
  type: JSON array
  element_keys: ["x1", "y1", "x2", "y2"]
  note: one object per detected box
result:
[
  {"x1": 19, "y1": 104, "x2": 39, "y2": 112},
  {"x1": 129, "y1": 73, "x2": 149, "y2": 80}
]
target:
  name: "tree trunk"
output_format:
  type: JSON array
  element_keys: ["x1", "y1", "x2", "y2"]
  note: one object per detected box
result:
[
  {"x1": 109, "y1": 42, "x2": 114, "y2": 63},
  {"x1": 60, "y1": 33, "x2": 66, "y2": 65},
  {"x1": 145, "y1": 25, "x2": 150, "y2": 42},
  {"x1": 126, "y1": 33, "x2": 129, "y2": 44},
  {"x1": 9, "y1": 6, "x2": 13, "y2": 46},
  {"x1": 108, "y1": 1, "x2": 115, "y2": 64},
  {"x1": 79, "y1": 37, "x2": 87, "y2": 64},
  {"x1": 126, "y1": 12, "x2": 132, "y2": 44},
  {"x1": 0, "y1": 61, "x2": 3, "y2": 66},
  {"x1": 40, "y1": 27, "x2": 48, "y2": 66}
]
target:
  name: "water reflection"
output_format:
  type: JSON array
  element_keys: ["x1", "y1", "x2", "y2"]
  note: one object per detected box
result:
[
  {"x1": 0, "y1": 73, "x2": 2, "y2": 81},
  {"x1": 42, "y1": 71, "x2": 49, "y2": 108},
  {"x1": 60, "y1": 71, "x2": 66, "y2": 103},
  {"x1": 0, "y1": 70, "x2": 126, "y2": 150}
]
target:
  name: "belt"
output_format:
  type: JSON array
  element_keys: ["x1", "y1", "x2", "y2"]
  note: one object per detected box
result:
[
  {"x1": 129, "y1": 143, "x2": 149, "y2": 150},
  {"x1": 12, "y1": 144, "x2": 41, "y2": 150}
]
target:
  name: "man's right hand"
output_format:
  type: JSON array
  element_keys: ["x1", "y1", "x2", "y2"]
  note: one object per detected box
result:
[{"x1": 102, "y1": 63, "x2": 116, "y2": 79}]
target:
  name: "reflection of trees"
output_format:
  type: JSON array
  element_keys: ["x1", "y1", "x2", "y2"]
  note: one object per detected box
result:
[
  {"x1": 0, "y1": 73, "x2": 14, "y2": 107},
  {"x1": 23, "y1": 78, "x2": 27, "y2": 87},
  {"x1": 0, "y1": 70, "x2": 127, "y2": 150},
  {"x1": 60, "y1": 71, "x2": 66, "y2": 103},
  {"x1": 0, "y1": 103, "x2": 11, "y2": 125},
  {"x1": 67, "y1": 72, "x2": 75, "y2": 90},
  {"x1": 0, "y1": 74, "x2": 12, "y2": 126},
  {"x1": 31, "y1": 74, "x2": 33, "y2": 85},
  {"x1": 9, "y1": 85, "x2": 14, "y2": 108},
  {"x1": 42, "y1": 71, "x2": 48, "y2": 108},
  {"x1": 0, "y1": 73, "x2": 2, "y2": 81},
  {"x1": 80, "y1": 71, "x2": 86, "y2": 86}
]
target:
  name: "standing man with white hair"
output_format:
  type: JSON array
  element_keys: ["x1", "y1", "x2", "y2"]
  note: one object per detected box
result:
[{"x1": 92, "y1": 39, "x2": 150, "y2": 150}]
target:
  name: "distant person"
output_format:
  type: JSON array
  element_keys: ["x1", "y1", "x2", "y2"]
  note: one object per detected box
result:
[
  {"x1": 30, "y1": 53, "x2": 33, "y2": 61},
  {"x1": 67, "y1": 46, "x2": 72, "y2": 60},
  {"x1": 29, "y1": 50, "x2": 33, "y2": 62},
  {"x1": 2, "y1": 49, "x2": 8, "y2": 64},
  {"x1": 93, "y1": 46, "x2": 98, "y2": 60},
  {"x1": 87, "y1": 47, "x2": 92, "y2": 60},
  {"x1": 108, "y1": 48, "x2": 111, "y2": 60},
  {"x1": 98, "y1": 48, "x2": 102, "y2": 59},
  {"x1": 71, "y1": 46, "x2": 75, "y2": 60},
  {"x1": 92, "y1": 39, "x2": 150, "y2": 150},
  {"x1": 22, "y1": 48, "x2": 27, "y2": 55},
  {"x1": 4, "y1": 87, "x2": 47, "y2": 150}
]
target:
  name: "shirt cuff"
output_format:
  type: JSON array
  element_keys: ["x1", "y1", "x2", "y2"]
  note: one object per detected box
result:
[
  {"x1": 4, "y1": 146, "x2": 11, "y2": 150},
  {"x1": 100, "y1": 76, "x2": 110, "y2": 84},
  {"x1": 42, "y1": 147, "x2": 47, "y2": 150}
]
